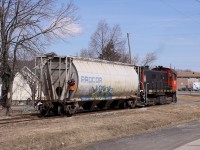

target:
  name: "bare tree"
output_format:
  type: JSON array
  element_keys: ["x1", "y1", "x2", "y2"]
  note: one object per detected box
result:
[
  {"x1": 80, "y1": 48, "x2": 95, "y2": 58},
  {"x1": 132, "y1": 55, "x2": 139, "y2": 65},
  {"x1": 89, "y1": 20, "x2": 110, "y2": 58},
  {"x1": 0, "y1": 0, "x2": 79, "y2": 115},
  {"x1": 141, "y1": 52, "x2": 157, "y2": 66},
  {"x1": 80, "y1": 20, "x2": 157, "y2": 65},
  {"x1": 88, "y1": 20, "x2": 127, "y2": 62}
]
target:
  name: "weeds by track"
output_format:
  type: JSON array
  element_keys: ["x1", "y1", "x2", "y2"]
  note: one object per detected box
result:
[
  {"x1": 0, "y1": 109, "x2": 126, "y2": 124},
  {"x1": 0, "y1": 104, "x2": 172, "y2": 125}
]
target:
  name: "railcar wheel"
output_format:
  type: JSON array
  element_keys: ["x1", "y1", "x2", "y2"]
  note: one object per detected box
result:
[
  {"x1": 65, "y1": 105, "x2": 76, "y2": 117},
  {"x1": 158, "y1": 96, "x2": 167, "y2": 105},
  {"x1": 127, "y1": 100, "x2": 136, "y2": 109},
  {"x1": 39, "y1": 105, "x2": 47, "y2": 116}
]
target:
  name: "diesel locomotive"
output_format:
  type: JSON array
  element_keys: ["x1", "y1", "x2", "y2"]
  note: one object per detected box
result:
[{"x1": 35, "y1": 54, "x2": 177, "y2": 116}]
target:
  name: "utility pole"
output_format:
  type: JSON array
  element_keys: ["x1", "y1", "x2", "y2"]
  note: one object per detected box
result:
[{"x1": 127, "y1": 33, "x2": 132, "y2": 64}]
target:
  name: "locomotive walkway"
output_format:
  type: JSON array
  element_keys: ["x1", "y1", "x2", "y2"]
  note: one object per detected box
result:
[{"x1": 88, "y1": 120, "x2": 200, "y2": 150}]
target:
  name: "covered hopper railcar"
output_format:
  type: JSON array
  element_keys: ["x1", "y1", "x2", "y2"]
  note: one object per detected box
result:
[
  {"x1": 35, "y1": 55, "x2": 139, "y2": 115},
  {"x1": 35, "y1": 54, "x2": 177, "y2": 116}
]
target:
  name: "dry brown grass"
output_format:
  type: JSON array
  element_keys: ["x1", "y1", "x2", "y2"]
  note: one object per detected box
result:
[
  {"x1": 0, "y1": 95, "x2": 200, "y2": 150},
  {"x1": 178, "y1": 94, "x2": 200, "y2": 102}
]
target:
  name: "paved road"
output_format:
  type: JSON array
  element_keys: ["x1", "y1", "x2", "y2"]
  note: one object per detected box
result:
[
  {"x1": 175, "y1": 139, "x2": 200, "y2": 150},
  {"x1": 88, "y1": 120, "x2": 200, "y2": 150}
]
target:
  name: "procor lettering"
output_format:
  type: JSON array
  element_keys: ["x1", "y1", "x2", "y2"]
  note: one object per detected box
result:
[{"x1": 81, "y1": 76, "x2": 102, "y2": 83}]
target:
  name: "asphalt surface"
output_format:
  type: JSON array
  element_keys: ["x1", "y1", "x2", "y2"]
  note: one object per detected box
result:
[
  {"x1": 88, "y1": 120, "x2": 200, "y2": 150},
  {"x1": 175, "y1": 139, "x2": 200, "y2": 150}
]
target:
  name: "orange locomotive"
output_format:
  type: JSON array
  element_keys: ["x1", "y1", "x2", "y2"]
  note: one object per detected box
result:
[{"x1": 139, "y1": 66, "x2": 177, "y2": 105}]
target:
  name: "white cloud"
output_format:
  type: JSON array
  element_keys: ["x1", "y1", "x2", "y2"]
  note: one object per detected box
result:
[
  {"x1": 45, "y1": 17, "x2": 83, "y2": 38},
  {"x1": 66, "y1": 23, "x2": 82, "y2": 35}
]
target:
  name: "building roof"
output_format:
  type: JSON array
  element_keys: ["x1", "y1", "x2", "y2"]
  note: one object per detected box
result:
[{"x1": 177, "y1": 72, "x2": 200, "y2": 78}]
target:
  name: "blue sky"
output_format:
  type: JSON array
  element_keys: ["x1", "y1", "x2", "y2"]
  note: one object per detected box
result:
[{"x1": 48, "y1": 0, "x2": 200, "y2": 72}]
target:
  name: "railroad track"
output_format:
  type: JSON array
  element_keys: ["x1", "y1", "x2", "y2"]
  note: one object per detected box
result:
[
  {"x1": 0, "y1": 109, "x2": 124, "y2": 124},
  {"x1": 0, "y1": 116, "x2": 37, "y2": 125},
  {"x1": 0, "y1": 104, "x2": 170, "y2": 124},
  {"x1": 0, "y1": 113, "x2": 68, "y2": 125}
]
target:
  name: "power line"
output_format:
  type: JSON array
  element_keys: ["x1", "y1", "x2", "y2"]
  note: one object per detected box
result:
[
  {"x1": 159, "y1": 0, "x2": 200, "y2": 25},
  {"x1": 195, "y1": 0, "x2": 200, "y2": 3}
]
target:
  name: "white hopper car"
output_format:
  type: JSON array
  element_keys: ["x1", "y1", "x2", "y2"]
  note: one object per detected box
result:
[{"x1": 35, "y1": 54, "x2": 139, "y2": 115}]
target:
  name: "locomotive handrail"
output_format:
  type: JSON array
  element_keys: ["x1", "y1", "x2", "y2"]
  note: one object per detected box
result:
[{"x1": 145, "y1": 83, "x2": 149, "y2": 104}]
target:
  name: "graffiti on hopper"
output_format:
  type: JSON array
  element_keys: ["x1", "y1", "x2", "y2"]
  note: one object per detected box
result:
[
  {"x1": 89, "y1": 85, "x2": 113, "y2": 99},
  {"x1": 81, "y1": 76, "x2": 102, "y2": 83}
]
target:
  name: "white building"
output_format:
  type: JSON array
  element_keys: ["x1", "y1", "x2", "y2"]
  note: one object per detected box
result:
[{"x1": 12, "y1": 72, "x2": 32, "y2": 104}]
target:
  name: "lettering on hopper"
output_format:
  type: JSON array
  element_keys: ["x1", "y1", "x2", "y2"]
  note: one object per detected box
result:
[{"x1": 81, "y1": 76, "x2": 102, "y2": 83}]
